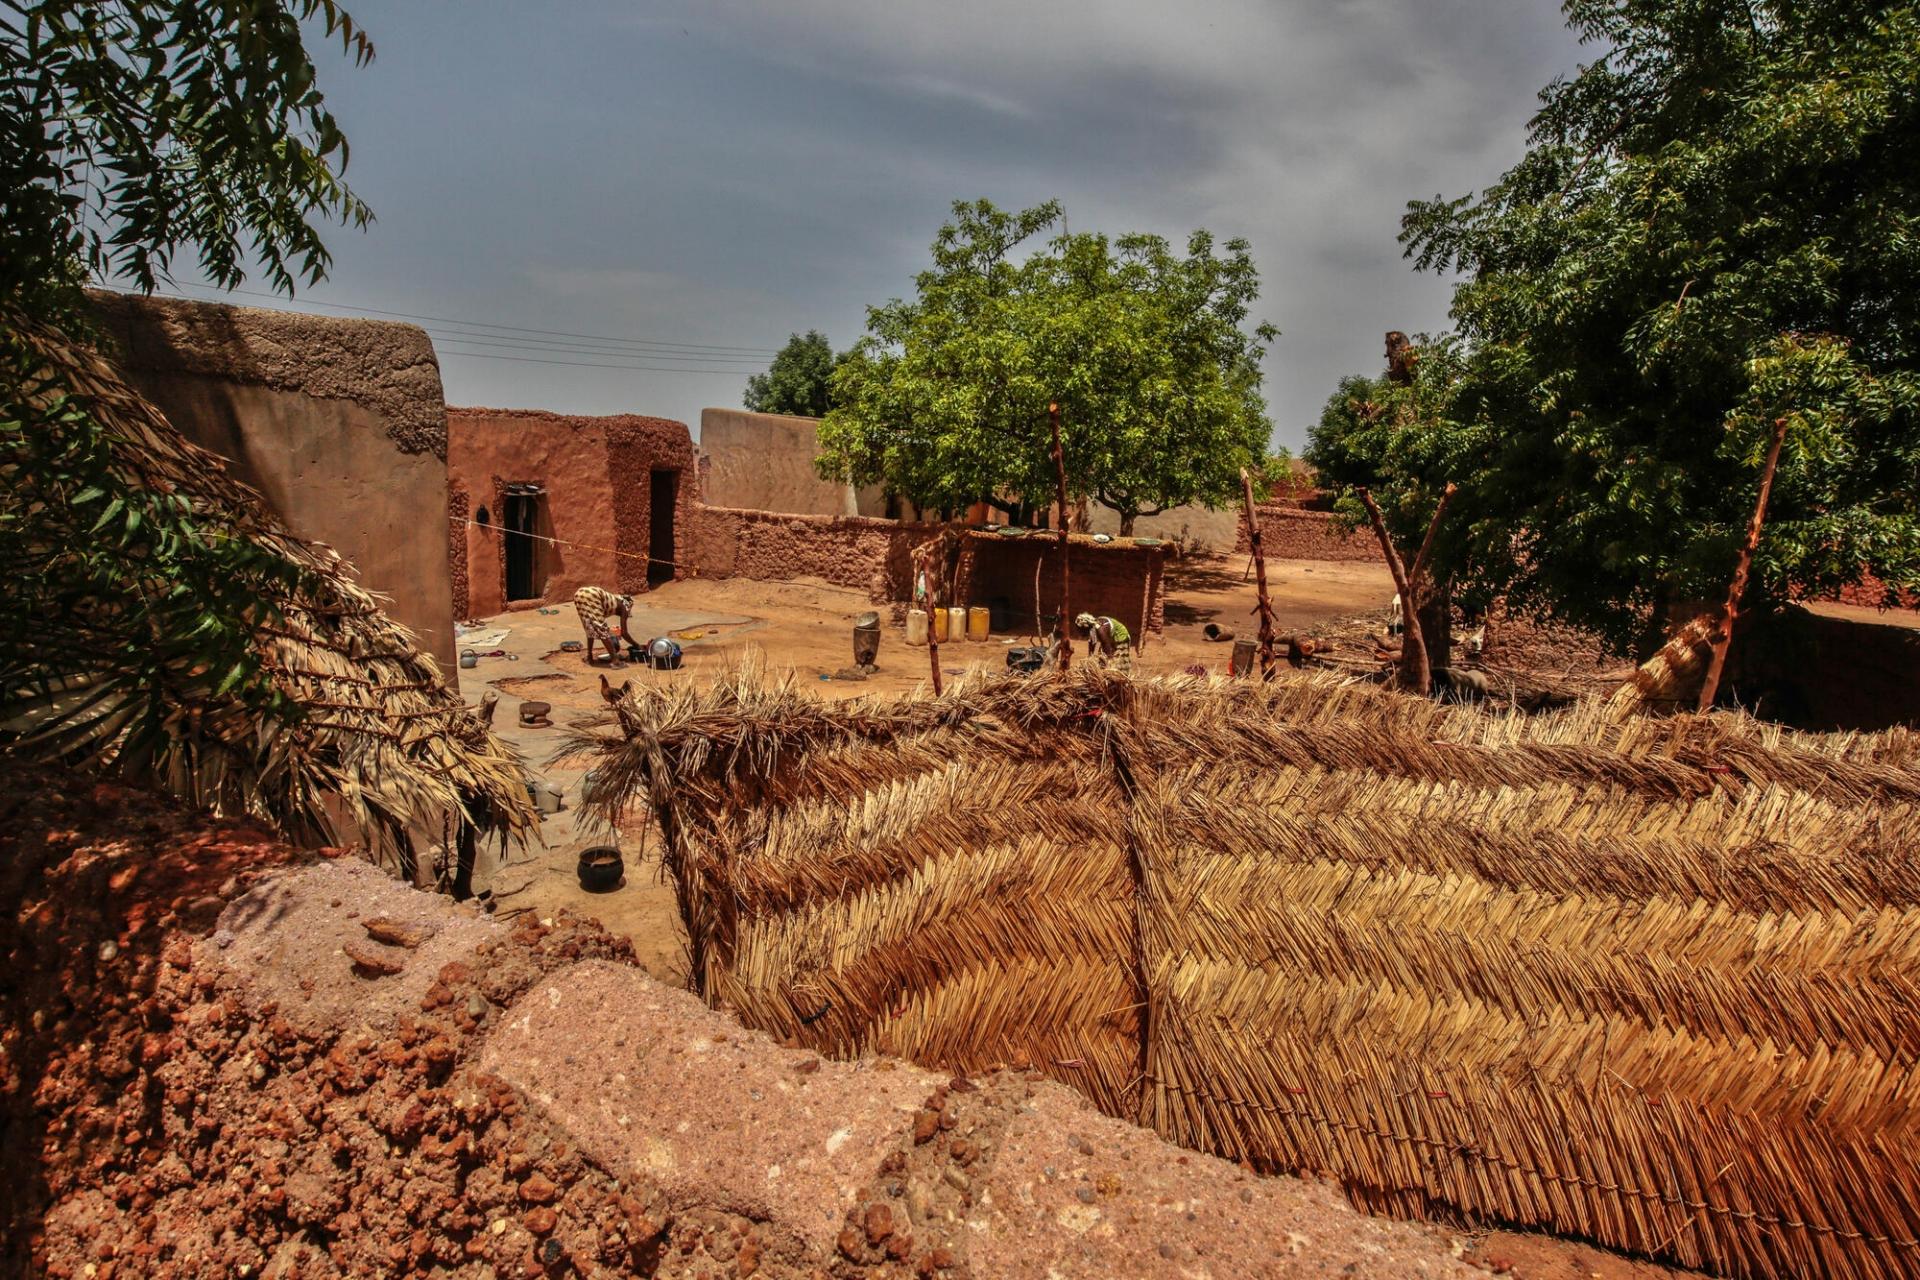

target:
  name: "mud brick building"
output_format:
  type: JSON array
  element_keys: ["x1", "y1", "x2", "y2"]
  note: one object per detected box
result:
[{"x1": 448, "y1": 408, "x2": 698, "y2": 617}]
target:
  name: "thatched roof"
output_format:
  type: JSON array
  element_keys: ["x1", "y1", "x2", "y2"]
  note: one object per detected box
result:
[
  {"x1": 572, "y1": 664, "x2": 1920, "y2": 1280},
  {"x1": 0, "y1": 310, "x2": 535, "y2": 860}
]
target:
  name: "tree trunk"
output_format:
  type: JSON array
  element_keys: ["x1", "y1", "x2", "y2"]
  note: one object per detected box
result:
[
  {"x1": 451, "y1": 820, "x2": 477, "y2": 901},
  {"x1": 1118, "y1": 512, "x2": 1137, "y2": 537},
  {"x1": 1417, "y1": 581, "x2": 1452, "y2": 673}
]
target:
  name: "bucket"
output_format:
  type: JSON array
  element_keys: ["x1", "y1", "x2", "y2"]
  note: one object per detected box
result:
[
  {"x1": 527, "y1": 780, "x2": 563, "y2": 815},
  {"x1": 906, "y1": 609, "x2": 929, "y2": 646},
  {"x1": 967, "y1": 606, "x2": 990, "y2": 642},
  {"x1": 1230, "y1": 638, "x2": 1257, "y2": 677},
  {"x1": 852, "y1": 617, "x2": 881, "y2": 667}
]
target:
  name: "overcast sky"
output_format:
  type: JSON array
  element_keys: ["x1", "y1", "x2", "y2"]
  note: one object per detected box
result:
[{"x1": 163, "y1": 1, "x2": 1587, "y2": 450}]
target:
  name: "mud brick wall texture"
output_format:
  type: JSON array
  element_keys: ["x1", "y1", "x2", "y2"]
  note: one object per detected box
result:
[
  {"x1": 1810, "y1": 571, "x2": 1920, "y2": 612},
  {"x1": 686, "y1": 507, "x2": 940, "y2": 601},
  {"x1": 1233, "y1": 505, "x2": 1383, "y2": 563}
]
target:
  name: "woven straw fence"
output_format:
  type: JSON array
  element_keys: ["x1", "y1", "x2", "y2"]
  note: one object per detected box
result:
[{"x1": 577, "y1": 666, "x2": 1920, "y2": 1279}]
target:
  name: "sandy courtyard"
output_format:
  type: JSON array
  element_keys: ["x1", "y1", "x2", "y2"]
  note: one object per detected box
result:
[{"x1": 455, "y1": 553, "x2": 1393, "y2": 983}]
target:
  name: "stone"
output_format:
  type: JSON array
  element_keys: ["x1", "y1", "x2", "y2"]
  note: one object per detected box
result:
[
  {"x1": 363, "y1": 916, "x2": 436, "y2": 949},
  {"x1": 342, "y1": 941, "x2": 404, "y2": 977}
]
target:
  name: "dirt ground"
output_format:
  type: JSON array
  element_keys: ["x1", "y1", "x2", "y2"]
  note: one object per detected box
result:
[{"x1": 455, "y1": 554, "x2": 1396, "y2": 984}]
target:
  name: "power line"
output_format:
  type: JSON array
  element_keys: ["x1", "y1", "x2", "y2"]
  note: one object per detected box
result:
[
  {"x1": 134, "y1": 286, "x2": 771, "y2": 372},
  {"x1": 413, "y1": 327, "x2": 767, "y2": 364},
  {"x1": 159, "y1": 282, "x2": 784, "y2": 355},
  {"x1": 435, "y1": 347, "x2": 751, "y2": 374}
]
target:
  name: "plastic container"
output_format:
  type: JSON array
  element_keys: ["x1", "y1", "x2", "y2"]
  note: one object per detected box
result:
[
  {"x1": 967, "y1": 606, "x2": 990, "y2": 642},
  {"x1": 1230, "y1": 638, "x2": 1257, "y2": 677},
  {"x1": 906, "y1": 608, "x2": 929, "y2": 646},
  {"x1": 929, "y1": 607, "x2": 947, "y2": 642}
]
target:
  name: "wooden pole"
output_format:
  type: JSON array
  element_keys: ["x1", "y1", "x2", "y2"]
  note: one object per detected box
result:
[
  {"x1": 1050, "y1": 402, "x2": 1072, "y2": 673},
  {"x1": 1696, "y1": 416, "x2": 1791, "y2": 713},
  {"x1": 916, "y1": 546, "x2": 946, "y2": 696},
  {"x1": 1355, "y1": 485, "x2": 1441, "y2": 695},
  {"x1": 1238, "y1": 468, "x2": 1278, "y2": 678}
]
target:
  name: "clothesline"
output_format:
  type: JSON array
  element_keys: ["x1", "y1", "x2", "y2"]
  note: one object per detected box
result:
[{"x1": 448, "y1": 514, "x2": 687, "y2": 570}]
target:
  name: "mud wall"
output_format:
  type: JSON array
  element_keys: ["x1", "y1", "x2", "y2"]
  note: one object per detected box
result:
[
  {"x1": 1807, "y1": 571, "x2": 1920, "y2": 612},
  {"x1": 448, "y1": 409, "x2": 697, "y2": 617},
  {"x1": 1234, "y1": 505, "x2": 1383, "y2": 563},
  {"x1": 89, "y1": 290, "x2": 458, "y2": 667},
  {"x1": 956, "y1": 535, "x2": 1165, "y2": 640},
  {"x1": 1083, "y1": 503, "x2": 1240, "y2": 552},
  {"x1": 687, "y1": 505, "x2": 936, "y2": 600},
  {"x1": 698, "y1": 407, "x2": 889, "y2": 518}
]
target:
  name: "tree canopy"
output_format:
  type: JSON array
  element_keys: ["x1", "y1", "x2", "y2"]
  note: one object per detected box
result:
[
  {"x1": 1362, "y1": 0, "x2": 1920, "y2": 651},
  {"x1": 3, "y1": 2, "x2": 377, "y2": 805},
  {"x1": 2, "y1": 0, "x2": 374, "y2": 318},
  {"x1": 743, "y1": 330, "x2": 841, "y2": 418},
  {"x1": 818, "y1": 198, "x2": 1277, "y2": 532}
]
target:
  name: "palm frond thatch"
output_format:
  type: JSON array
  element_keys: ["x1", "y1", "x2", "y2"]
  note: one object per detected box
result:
[
  {"x1": 572, "y1": 663, "x2": 1920, "y2": 1280},
  {"x1": 0, "y1": 310, "x2": 535, "y2": 859}
]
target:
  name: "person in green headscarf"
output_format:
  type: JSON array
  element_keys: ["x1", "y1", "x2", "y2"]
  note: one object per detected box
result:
[{"x1": 1075, "y1": 612, "x2": 1133, "y2": 674}]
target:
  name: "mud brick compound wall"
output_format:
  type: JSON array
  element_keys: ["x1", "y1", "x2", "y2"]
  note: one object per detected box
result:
[
  {"x1": 955, "y1": 533, "x2": 1166, "y2": 639},
  {"x1": 89, "y1": 289, "x2": 459, "y2": 667},
  {"x1": 1234, "y1": 504, "x2": 1383, "y2": 563},
  {"x1": 686, "y1": 506, "x2": 938, "y2": 600},
  {"x1": 448, "y1": 409, "x2": 697, "y2": 617}
]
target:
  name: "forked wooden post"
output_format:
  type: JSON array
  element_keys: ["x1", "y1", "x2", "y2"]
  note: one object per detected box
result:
[
  {"x1": 1239, "y1": 467, "x2": 1278, "y2": 678},
  {"x1": 1051, "y1": 401, "x2": 1072, "y2": 672},
  {"x1": 1697, "y1": 415, "x2": 1791, "y2": 713},
  {"x1": 1356, "y1": 483, "x2": 1455, "y2": 695}
]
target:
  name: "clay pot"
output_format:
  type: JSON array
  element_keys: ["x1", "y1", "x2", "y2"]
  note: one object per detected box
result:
[{"x1": 577, "y1": 846, "x2": 623, "y2": 893}]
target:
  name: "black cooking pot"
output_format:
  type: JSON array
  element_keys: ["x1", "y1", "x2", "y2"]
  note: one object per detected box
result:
[{"x1": 576, "y1": 846, "x2": 624, "y2": 893}]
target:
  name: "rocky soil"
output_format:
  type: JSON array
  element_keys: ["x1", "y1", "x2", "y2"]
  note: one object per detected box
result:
[{"x1": 3, "y1": 766, "x2": 1692, "y2": 1280}]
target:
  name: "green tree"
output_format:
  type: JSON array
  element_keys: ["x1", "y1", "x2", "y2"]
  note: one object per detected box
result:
[
  {"x1": 2, "y1": 0, "x2": 374, "y2": 317},
  {"x1": 819, "y1": 198, "x2": 1276, "y2": 532},
  {"x1": 1395, "y1": 0, "x2": 1920, "y2": 652},
  {"x1": 2, "y1": 3, "x2": 373, "y2": 778},
  {"x1": 1307, "y1": 337, "x2": 1488, "y2": 685},
  {"x1": 743, "y1": 330, "x2": 842, "y2": 418}
]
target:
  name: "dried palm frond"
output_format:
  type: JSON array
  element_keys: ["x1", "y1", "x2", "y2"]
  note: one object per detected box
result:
[
  {"x1": 0, "y1": 310, "x2": 535, "y2": 863},
  {"x1": 568, "y1": 663, "x2": 1920, "y2": 1279}
]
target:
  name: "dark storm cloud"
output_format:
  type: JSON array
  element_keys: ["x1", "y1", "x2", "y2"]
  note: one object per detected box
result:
[{"x1": 167, "y1": 1, "x2": 1585, "y2": 448}]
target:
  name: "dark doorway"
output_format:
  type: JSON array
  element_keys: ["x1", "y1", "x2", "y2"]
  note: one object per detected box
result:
[
  {"x1": 648, "y1": 470, "x2": 677, "y2": 587},
  {"x1": 503, "y1": 487, "x2": 544, "y2": 601}
]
